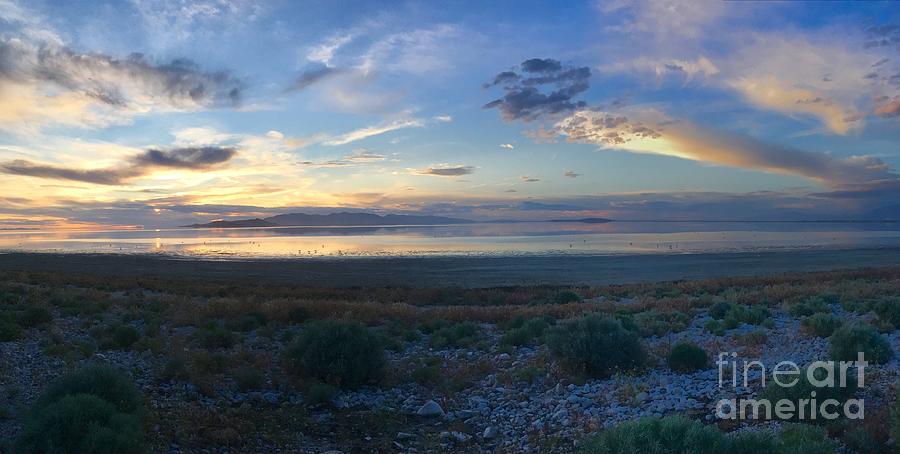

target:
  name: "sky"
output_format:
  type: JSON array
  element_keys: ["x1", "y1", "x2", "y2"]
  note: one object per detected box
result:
[{"x1": 1, "y1": 0, "x2": 899, "y2": 229}]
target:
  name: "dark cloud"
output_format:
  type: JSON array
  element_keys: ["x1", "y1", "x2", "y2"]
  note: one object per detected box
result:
[
  {"x1": 863, "y1": 24, "x2": 900, "y2": 49},
  {"x1": 134, "y1": 147, "x2": 236, "y2": 169},
  {"x1": 520, "y1": 176, "x2": 540, "y2": 182},
  {"x1": 875, "y1": 97, "x2": 900, "y2": 117},
  {"x1": 286, "y1": 65, "x2": 342, "y2": 92},
  {"x1": 0, "y1": 146, "x2": 237, "y2": 185},
  {"x1": 564, "y1": 170, "x2": 581, "y2": 178},
  {"x1": 0, "y1": 39, "x2": 244, "y2": 108},
  {"x1": 417, "y1": 166, "x2": 475, "y2": 176},
  {"x1": 483, "y1": 58, "x2": 591, "y2": 121}
]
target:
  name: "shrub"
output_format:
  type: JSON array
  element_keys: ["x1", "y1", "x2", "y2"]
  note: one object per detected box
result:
[
  {"x1": 285, "y1": 320, "x2": 385, "y2": 388},
  {"x1": 722, "y1": 305, "x2": 769, "y2": 329},
  {"x1": 194, "y1": 322, "x2": 236, "y2": 349},
  {"x1": 633, "y1": 310, "x2": 690, "y2": 337},
  {"x1": 15, "y1": 394, "x2": 144, "y2": 454},
  {"x1": 91, "y1": 324, "x2": 141, "y2": 350},
  {"x1": 553, "y1": 290, "x2": 581, "y2": 304},
  {"x1": 429, "y1": 322, "x2": 480, "y2": 348},
  {"x1": 726, "y1": 430, "x2": 776, "y2": 453},
  {"x1": 777, "y1": 424, "x2": 835, "y2": 454},
  {"x1": 668, "y1": 343, "x2": 708, "y2": 372},
  {"x1": 161, "y1": 356, "x2": 188, "y2": 381},
  {"x1": 709, "y1": 301, "x2": 734, "y2": 319},
  {"x1": 871, "y1": 297, "x2": 900, "y2": 329},
  {"x1": 18, "y1": 307, "x2": 52, "y2": 328},
  {"x1": 234, "y1": 367, "x2": 264, "y2": 391},
  {"x1": 891, "y1": 398, "x2": 900, "y2": 451},
  {"x1": 829, "y1": 324, "x2": 893, "y2": 364},
  {"x1": 500, "y1": 317, "x2": 551, "y2": 347},
  {"x1": 800, "y1": 313, "x2": 842, "y2": 337},
  {"x1": 0, "y1": 319, "x2": 20, "y2": 341},
  {"x1": 579, "y1": 415, "x2": 726, "y2": 453},
  {"x1": 306, "y1": 382, "x2": 337, "y2": 406},
  {"x1": 734, "y1": 330, "x2": 768, "y2": 347},
  {"x1": 547, "y1": 314, "x2": 646, "y2": 378},
  {"x1": 287, "y1": 306, "x2": 310, "y2": 324},
  {"x1": 788, "y1": 296, "x2": 833, "y2": 317},
  {"x1": 760, "y1": 366, "x2": 857, "y2": 421},
  {"x1": 36, "y1": 366, "x2": 142, "y2": 414},
  {"x1": 226, "y1": 312, "x2": 268, "y2": 332},
  {"x1": 704, "y1": 319, "x2": 725, "y2": 336},
  {"x1": 16, "y1": 366, "x2": 144, "y2": 453}
]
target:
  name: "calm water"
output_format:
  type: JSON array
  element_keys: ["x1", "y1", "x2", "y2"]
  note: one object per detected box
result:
[{"x1": 2, "y1": 221, "x2": 900, "y2": 259}]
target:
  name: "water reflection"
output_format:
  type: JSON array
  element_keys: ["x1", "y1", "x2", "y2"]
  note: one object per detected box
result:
[{"x1": 1, "y1": 221, "x2": 900, "y2": 258}]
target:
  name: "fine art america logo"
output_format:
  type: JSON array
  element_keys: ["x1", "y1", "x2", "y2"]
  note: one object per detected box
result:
[{"x1": 715, "y1": 352, "x2": 867, "y2": 420}]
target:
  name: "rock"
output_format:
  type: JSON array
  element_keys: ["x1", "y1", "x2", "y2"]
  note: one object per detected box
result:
[
  {"x1": 396, "y1": 432, "x2": 415, "y2": 440},
  {"x1": 483, "y1": 426, "x2": 498, "y2": 439},
  {"x1": 440, "y1": 431, "x2": 471, "y2": 443},
  {"x1": 497, "y1": 353, "x2": 510, "y2": 361},
  {"x1": 417, "y1": 400, "x2": 445, "y2": 417}
]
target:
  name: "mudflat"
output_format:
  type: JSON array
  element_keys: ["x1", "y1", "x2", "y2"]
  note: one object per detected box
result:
[{"x1": 1, "y1": 247, "x2": 900, "y2": 287}]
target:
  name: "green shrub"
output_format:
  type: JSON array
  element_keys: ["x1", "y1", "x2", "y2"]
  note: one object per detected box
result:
[
  {"x1": 194, "y1": 322, "x2": 236, "y2": 349},
  {"x1": 234, "y1": 367, "x2": 264, "y2": 391},
  {"x1": 891, "y1": 397, "x2": 900, "y2": 451},
  {"x1": 547, "y1": 314, "x2": 646, "y2": 378},
  {"x1": 16, "y1": 366, "x2": 144, "y2": 453},
  {"x1": 829, "y1": 324, "x2": 893, "y2": 364},
  {"x1": 726, "y1": 430, "x2": 777, "y2": 453},
  {"x1": 709, "y1": 301, "x2": 734, "y2": 319},
  {"x1": 579, "y1": 415, "x2": 726, "y2": 453},
  {"x1": 226, "y1": 312, "x2": 268, "y2": 332},
  {"x1": 553, "y1": 290, "x2": 581, "y2": 304},
  {"x1": 429, "y1": 322, "x2": 480, "y2": 348},
  {"x1": 285, "y1": 320, "x2": 385, "y2": 388},
  {"x1": 704, "y1": 319, "x2": 725, "y2": 336},
  {"x1": 871, "y1": 297, "x2": 900, "y2": 329},
  {"x1": 633, "y1": 310, "x2": 690, "y2": 336},
  {"x1": 306, "y1": 382, "x2": 337, "y2": 406},
  {"x1": 161, "y1": 356, "x2": 188, "y2": 381},
  {"x1": 287, "y1": 306, "x2": 310, "y2": 324},
  {"x1": 18, "y1": 307, "x2": 52, "y2": 328},
  {"x1": 840, "y1": 426, "x2": 883, "y2": 454},
  {"x1": 500, "y1": 317, "x2": 551, "y2": 347},
  {"x1": 36, "y1": 366, "x2": 142, "y2": 414},
  {"x1": 0, "y1": 319, "x2": 20, "y2": 341},
  {"x1": 777, "y1": 424, "x2": 835, "y2": 454},
  {"x1": 15, "y1": 394, "x2": 144, "y2": 454},
  {"x1": 668, "y1": 343, "x2": 708, "y2": 372},
  {"x1": 788, "y1": 295, "x2": 834, "y2": 317},
  {"x1": 722, "y1": 305, "x2": 769, "y2": 329},
  {"x1": 760, "y1": 366, "x2": 857, "y2": 421},
  {"x1": 734, "y1": 330, "x2": 768, "y2": 347},
  {"x1": 800, "y1": 313, "x2": 842, "y2": 337},
  {"x1": 91, "y1": 324, "x2": 141, "y2": 350}
]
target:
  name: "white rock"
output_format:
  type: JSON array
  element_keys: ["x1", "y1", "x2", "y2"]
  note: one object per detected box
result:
[
  {"x1": 417, "y1": 400, "x2": 445, "y2": 417},
  {"x1": 483, "y1": 426, "x2": 498, "y2": 439}
]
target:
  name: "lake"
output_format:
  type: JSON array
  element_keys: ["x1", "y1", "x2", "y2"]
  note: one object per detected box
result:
[{"x1": 2, "y1": 221, "x2": 900, "y2": 259}]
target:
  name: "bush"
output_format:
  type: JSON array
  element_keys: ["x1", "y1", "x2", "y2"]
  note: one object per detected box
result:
[
  {"x1": 285, "y1": 320, "x2": 385, "y2": 388},
  {"x1": 500, "y1": 317, "x2": 551, "y2": 347},
  {"x1": 547, "y1": 314, "x2": 646, "y2": 378},
  {"x1": 226, "y1": 312, "x2": 268, "y2": 332},
  {"x1": 553, "y1": 290, "x2": 581, "y2": 304},
  {"x1": 788, "y1": 296, "x2": 832, "y2": 317},
  {"x1": 871, "y1": 297, "x2": 900, "y2": 329},
  {"x1": 15, "y1": 394, "x2": 144, "y2": 454},
  {"x1": 704, "y1": 319, "x2": 725, "y2": 336},
  {"x1": 18, "y1": 307, "x2": 52, "y2": 328},
  {"x1": 801, "y1": 313, "x2": 842, "y2": 338},
  {"x1": 580, "y1": 416, "x2": 834, "y2": 454},
  {"x1": 36, "y1": 366, "x2": 142, "y2": 414},
  {"x1": 579, "y1": 415, "x2": 726, "y2": 453},
  {"x1": 91, "y1": 324, "x2": 141, "y2": 350},
  {"x1": 760, "y1": 366, "x2": 857, "y2": 421},
  {"x1": 722, "y1": 305, "x2": 769, "y2": 329},
  {"x1": 306, "y1": 382, "x2": 337, "y2": 406},
  {"x1": 234, "y1": 367, "x2": 264, "y2": 391},
  {"x1": 891, "y1": 398, "x2": 900, "y2": 451},
  {"x1": 0, "y1": 319, "x2": 20, "y2": 341},
  {"x1": 829, "y1": 324, "x2": 893, "y2": 364},
  {"x1": 429, "y1": 322, "x2": 480, "y2": 348},
  {"x1": 633, "y1": 310, "x2": 690, "y2": 337},
  {"x1": 16, "y1": 366, "x2": 144, "y2": 453},
  {"x1": 668, "y1": 343, "x2": 708, "y2": 372},
  {"x1": 709, "y1": 301, "x2": 734, "y2": 319},
  {"x1": 194, "y1": 322, "x2": 236, "y2": 349},
  {"x1": 734, "y1": 330, "x2": 768, "y2": 347},
  {"x1": 287, "y1": 306, "x2": 310, "y2": 324},
  {"x1": 777, "y1": 424, "x2": 835, "y2": 454}
]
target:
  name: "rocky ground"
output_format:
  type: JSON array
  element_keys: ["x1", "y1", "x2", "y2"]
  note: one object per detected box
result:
[{"x1": 1, "y1": 268, "x2": 899, "y2": 453}]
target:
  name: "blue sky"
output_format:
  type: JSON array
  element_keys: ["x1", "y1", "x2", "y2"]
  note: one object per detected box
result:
[{"x1": 0, "y1": 0, "x2": 899, "y2": 228}]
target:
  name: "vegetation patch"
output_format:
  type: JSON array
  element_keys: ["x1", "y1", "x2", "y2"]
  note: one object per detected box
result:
[
  {"x1": 285, "y1": 320, "x2": 385, "y2": 389},
  {"x1": 547, "y1": 314, "x2": 646, "y2": 378},
  {"x1": 829, "y1": 324, "x2": 894, "y2": 364}
]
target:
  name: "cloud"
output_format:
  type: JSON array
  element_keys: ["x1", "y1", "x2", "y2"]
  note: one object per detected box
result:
[
  {"x1": 499, "y1": 143, "x2": 514, "y2": 149},
  {"x1": 483, "y1": 58, "x2": 591, "y2": 121},
  {"x1": 417, "y1": 165, "x2": 475, "y2": 177},
  {"x1": 564, "y1": 170, "x2": 581, "y2": 178},
  {"x1": 520, "y1": 176, "x2": 540, "y2": 182},
  {"x1": 556, "y1": 109, "x2": 897, "y2": 186},
  {"x1": 299, "y1": 149, "x2": 387, "y2": 168},
  {"x1": 0, "y1": 146, "x2": 236, "y2": 185},
  {"x1": 286, "y1": 65, "x2": 343, "y2": 91},
  {"x1": 0, "y1": 36, "x2": 244, "y2": 130},
  {"x1": 323, "y1": 118, "x2": 424, "y2": 146},
  {"x1": 875, "y1": 97, "x2": 900, "y2": 117}
]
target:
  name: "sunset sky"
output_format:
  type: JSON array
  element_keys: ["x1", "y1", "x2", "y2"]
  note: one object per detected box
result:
[{"x1": 1, "y1": 0, "x2": 899, "y2": 229}]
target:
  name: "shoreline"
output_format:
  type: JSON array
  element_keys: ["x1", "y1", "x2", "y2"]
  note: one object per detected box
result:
[{"x1": 2, "y1": 246, "x2": 900, "y2": 287}]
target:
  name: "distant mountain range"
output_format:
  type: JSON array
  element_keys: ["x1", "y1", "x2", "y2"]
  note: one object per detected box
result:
[{"x1": 184, "y1": 212, "x2": 473, "y2": 228}]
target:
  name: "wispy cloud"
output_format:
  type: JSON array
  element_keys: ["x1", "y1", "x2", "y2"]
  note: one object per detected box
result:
[
  {"x1": 323, "y1": 118, "x2": 424, "y2": 146},
  {"x1": 416, "y1": 165, "x2": 475, "y2": 177}
]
